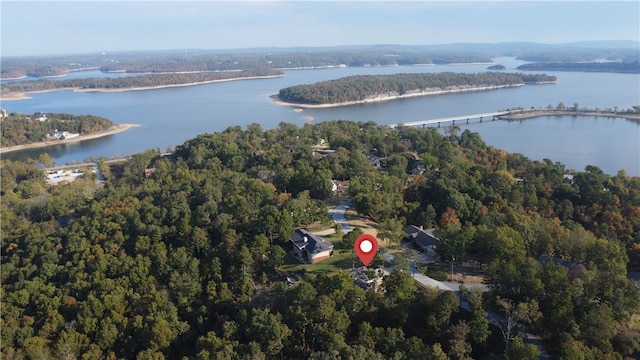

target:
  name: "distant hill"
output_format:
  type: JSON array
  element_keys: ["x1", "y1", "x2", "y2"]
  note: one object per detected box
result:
[
  {"x1": 558, "y1": 40, "x2": 640, "y2": 49},
  {"x1": 2, "y1": 42, "x2": 638, "y2": 79}
]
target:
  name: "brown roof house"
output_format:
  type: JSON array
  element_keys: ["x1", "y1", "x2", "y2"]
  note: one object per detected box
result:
[{"x1": 290, "y1": 228, "x2": 334, "y2": 264}]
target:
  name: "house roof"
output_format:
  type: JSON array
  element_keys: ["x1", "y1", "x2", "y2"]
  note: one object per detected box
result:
[
  {"x1": 538, "y1": 255, "x2": 576, "y2": 269},
  {"x1": 404, "y1": 225, "x2": 422, "y2": 238},
  {"x1": 290, "y1": 228, "x2": 333, "y2": 254},
  {"x1": 415, "y1": 229, "x2": 440, "y2": 248},
  {"x1": 404, "y1": 226, "x2": 440, "y2": 248}
]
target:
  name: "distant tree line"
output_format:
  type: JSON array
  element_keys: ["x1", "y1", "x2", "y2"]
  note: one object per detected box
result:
[
  {"x1": 0, "y1": 69, "x2": 283, "y2": 96},
  {"x1": 278, "y1": 72, "x2": 557, "y2": 105},
  {"x1": 517, "y1": 61, "x2": 640, "y2": 74},
  {"x1": 1, "y1": 113, "x2": 113, "y2": 147},
  {"x1": 5, "y1": 42, "x2": 636, "y2": 79},
  {"x1": 0, "y1": 46, "x2": 494, "y2": 79},
  {"x1": 516, "y1": 47, "x2": 639, "y2": 63}
]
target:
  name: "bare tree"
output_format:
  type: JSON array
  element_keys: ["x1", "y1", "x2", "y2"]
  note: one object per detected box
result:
[{"x1": 493, "y1": 297, "x2": 541, "y2": 351}]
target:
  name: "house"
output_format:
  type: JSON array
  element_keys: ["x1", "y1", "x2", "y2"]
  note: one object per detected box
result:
[
  {"x1": 47, "y1": 129, "x2": 79, "y2": 140},
  {"x1": 539, "y1": 255, "x2": 575, "y2": 269},
  {"x1": 0, "y1": 109, "x2": 7, "y2": 118},
  {"x1": 538, "y1": 255, "x2": 587, "y2": 279},
  {"x1": 331, "y1": 180, "x2": 339, "y2": 196},
  {"x1": 144, "y1": 167, "x2": 156, "y2": 177},
  {"x1": 290, "y1": 228, "x2": 334, "y2": 264},
  {"x1": 404, "y1": 225, "x2": 441, "y2": 259},
  {"x1": 563, "y1": 174, "x2": 575, "y2": 184},
  {"x1": 400, "y1": 138, "x2": 414, "y2": 151},
  {"x1": 406, "y1": 159, "x2": 426, "y2": 175},
  {"x1": 366, "y1": 154, "x2": 382, "y2": 169},
  {"x1": 350, "y1": 267, "x2": 383, "y2": 292},
  {"x1": 34, "y1": 112, "x2": 48, "y2": 121}
]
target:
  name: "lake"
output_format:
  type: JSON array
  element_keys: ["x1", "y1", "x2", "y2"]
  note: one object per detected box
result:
[{"x1": 2, "y1": 58, "x2": 639, "y2": 176}]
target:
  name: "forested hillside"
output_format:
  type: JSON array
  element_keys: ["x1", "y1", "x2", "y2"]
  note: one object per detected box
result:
[
  {"x1": 0, "y1": 113, "x2": 114, "y2": 147},
  {"x1": 0, "y1": 69, "x2": 283, "y2": 97},
  {"x1": 277, "y1": 72, "x2": 556, "y2": 105},
  {"x1": 1, "y1": 121, "x2": 639, "y2": 359}
]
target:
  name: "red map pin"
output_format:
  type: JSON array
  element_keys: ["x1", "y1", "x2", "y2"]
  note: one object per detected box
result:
[{"x1": 355, "y1": 234, "x2": 379, "y2": 267}]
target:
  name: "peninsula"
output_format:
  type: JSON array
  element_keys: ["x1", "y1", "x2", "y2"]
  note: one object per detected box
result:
[
  {"x1": 0, "y1": 70, "x2": 284, "y2": 100},
  {"x1": 274, "y1": 72, "x2": 557, "y2": 108},
  {"x1": 500, "y1": 108, "x2": 640, "y2": 121},
  {"x1": 0, "y1": 112, "x2": 139, "y2": 153}
]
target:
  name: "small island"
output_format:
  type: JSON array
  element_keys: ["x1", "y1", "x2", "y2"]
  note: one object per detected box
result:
[
  {"x1": 0, "y1": 69, "x2": 284, "y2": 100},
  {"x1": 0, "y1": 112, "x2": 139, "y2": 153},
  {"x1": 273, "y1": 72, "x2": 557, "y2": 108},
  {"x1": 487, "y1": 64, "x2": 506, "y2": 70}
]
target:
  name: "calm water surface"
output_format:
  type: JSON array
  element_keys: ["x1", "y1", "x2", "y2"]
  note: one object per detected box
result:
[{"x1": 3, "y1": 58, "x2": 639, "y2": 175}]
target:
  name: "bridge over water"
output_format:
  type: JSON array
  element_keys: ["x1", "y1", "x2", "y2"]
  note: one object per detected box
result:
[{"x1": 388, "y1": 111, "x2": 510, "y2": 128}]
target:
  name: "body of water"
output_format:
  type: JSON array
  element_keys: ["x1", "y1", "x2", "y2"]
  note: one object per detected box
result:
[{"x1": 2, "y1": 58, "x2": 639, "y2": 176}]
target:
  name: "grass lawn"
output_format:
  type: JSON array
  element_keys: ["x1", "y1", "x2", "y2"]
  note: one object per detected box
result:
[
  {"x1": 279, "y1": 230, "x2": 358, "y2": 276},
  {"x1": 280, "y1": 249, "x2": 357, "y2": 277},
  {"x1": 630, "y1": 315, "x2": 640, "y2": 331}
]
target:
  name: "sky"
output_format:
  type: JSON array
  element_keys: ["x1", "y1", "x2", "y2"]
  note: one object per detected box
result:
[{"x1": 1, "y1": 1, "x2": 639, "y2": 57}]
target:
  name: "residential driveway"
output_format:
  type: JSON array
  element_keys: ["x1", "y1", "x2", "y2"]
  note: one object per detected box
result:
[
  {"x1": 312, "y1": 228, "x2": 336, "y2": 236},
  {"x1": 408, "y1": 261, "x2": 461, "y2": 291},
  {"x1": 330, "y1": 200, "x2": 353, "y2": 233}
]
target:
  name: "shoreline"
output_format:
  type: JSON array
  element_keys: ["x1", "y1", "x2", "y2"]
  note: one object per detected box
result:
[
  {"x1": 270, "y1": 84, "x2": 524, "y2": 108},
  {"x1": 500, "y1": 109, "x2": 640, "y2": 121},
  {"x1": 0, "y1": 74, "x2": 285, "y2": 101},
  {"x1": 0, "y1": 123, "x2": 141, "y2": 154}
]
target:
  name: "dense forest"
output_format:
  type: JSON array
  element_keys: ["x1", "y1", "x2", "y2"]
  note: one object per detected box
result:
[
  {"x1": 0, "y1": 113, "x2": 114, "y2": 147},
  {"x1": 2, "y1": 42, "x2": 637, "y2": 79},
  {"x1": 516, "y1": 61, "x2": 640, "y2": 74},
  {"x1": 2, "y1": 119, "x2": 639, "y2": 359},
  {"x1": 277, "y1": 73, "x2": 557, "y2": 105},
  {"x1": 0, "y1": 69, "x2": 283, "y2": 97}
]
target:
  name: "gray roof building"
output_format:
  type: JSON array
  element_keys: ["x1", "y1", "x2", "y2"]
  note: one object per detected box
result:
[{"x1": 290, "y1": 228, "x2": 334, "y2": 264}]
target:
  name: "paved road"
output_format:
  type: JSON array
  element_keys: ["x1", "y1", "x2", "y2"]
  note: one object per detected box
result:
[{"x1": 330, "y1": 200, "x2": 353, "y2": 233}]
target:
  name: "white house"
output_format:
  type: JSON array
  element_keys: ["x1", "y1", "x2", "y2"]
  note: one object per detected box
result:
[
  {"x1": 47, "y1": 129, "x2": 79, "y2": 140},
  {"x1": 34, "y1": 112, "x2": 48, "y2": 121}
]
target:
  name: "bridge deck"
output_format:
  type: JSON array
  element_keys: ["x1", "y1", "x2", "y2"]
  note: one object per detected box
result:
[{"x1": 388, "y1": 111, "x2": 509, "y2": 128}]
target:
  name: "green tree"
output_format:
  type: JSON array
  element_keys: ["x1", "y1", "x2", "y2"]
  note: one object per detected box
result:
[
  {"x1": 448, "y1": 321, "x2": 472, "y2": 360},
  {"x1": 38, "y1": 153, "x2": 55, "y2": 168},
  {"x1": 245, "y1": 307, "x2": 291, "y2": 356},
  {"x1": 462, "y1": 286, "x2": 490, "y2": 345},
  {"x1": 505, "y1": 337, "x2": 541, "y2": 360},
  {"x1": 378, "y1": 217, "x2": 404, "y2": 247}
]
